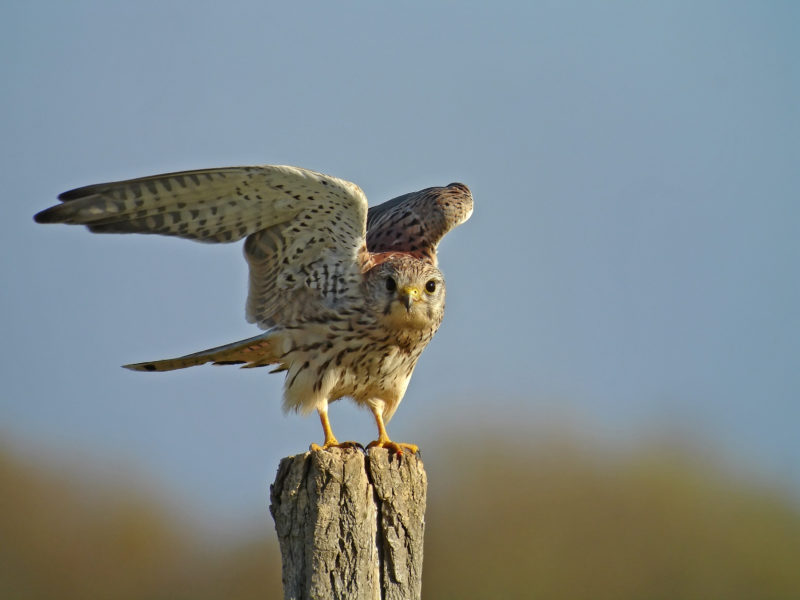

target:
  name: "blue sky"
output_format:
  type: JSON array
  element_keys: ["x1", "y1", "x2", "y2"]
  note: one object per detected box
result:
[{"x1": 2, "y1": 1, "x2": 798, "y2": 535}]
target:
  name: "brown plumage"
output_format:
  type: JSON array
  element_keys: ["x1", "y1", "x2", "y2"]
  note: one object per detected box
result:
[{"x1": 34, "y1": 165, "x2": 473, "y2": 453}]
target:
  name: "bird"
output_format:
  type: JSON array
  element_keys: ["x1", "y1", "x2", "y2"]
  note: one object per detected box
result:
[{"x1": 34, "y1": 165, "x2": 473, "y2": 454}]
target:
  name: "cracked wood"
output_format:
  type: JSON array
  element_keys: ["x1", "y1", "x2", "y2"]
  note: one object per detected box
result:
[{"x1": 269, "y1": 447, "x2": 427, "y2": 600}]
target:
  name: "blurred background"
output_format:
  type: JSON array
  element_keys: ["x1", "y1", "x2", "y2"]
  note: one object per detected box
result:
[{"x1": 2, "y1": 1, "x2": 798, "y2": 598}]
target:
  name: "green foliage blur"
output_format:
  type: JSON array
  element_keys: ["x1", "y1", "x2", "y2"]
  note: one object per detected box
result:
[{"x1": 3, "y1": 432, "x2": 800, "y2": 599}]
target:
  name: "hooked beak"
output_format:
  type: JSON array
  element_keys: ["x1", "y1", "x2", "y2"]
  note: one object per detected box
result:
[{"x1": 399, "y1": 286, "x2": 421, "y2": 310}]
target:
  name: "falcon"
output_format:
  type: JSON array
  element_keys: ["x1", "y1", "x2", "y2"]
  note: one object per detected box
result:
[{"x1": 34, "y1": 165, "x2": 473, "y2": 454}]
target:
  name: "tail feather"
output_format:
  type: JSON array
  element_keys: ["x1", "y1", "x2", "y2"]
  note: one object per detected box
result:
[{"x1": 123, "y1": 332, "x2": 277, "y2": 372}]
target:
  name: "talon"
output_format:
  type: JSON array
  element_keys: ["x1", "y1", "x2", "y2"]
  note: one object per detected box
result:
[
  {"x1": 367, "y1": 404, "x2": 418, "y2": 458},
  {"x1": 311, "y1": 408, "x2": 363, "y2": 452},
  {"x1": 367, "y1": 439, "x2": 419, "y2": 456},
  {"x1": 310, "y1": 439, "x2": 363, "y2": 452}
]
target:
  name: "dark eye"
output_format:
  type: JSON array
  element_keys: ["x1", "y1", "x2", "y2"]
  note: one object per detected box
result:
[
  {"x1": 386, "y1": 277, "x2": 397, "y2": 292},
  {"x1": 425, "y1": 280, "x2": 437, "y2": 294}
]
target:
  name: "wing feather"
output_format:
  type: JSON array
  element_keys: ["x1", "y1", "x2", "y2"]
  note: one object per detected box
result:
[
  {"x1": 35, "y1": 165, "x2": 366, "y2": 244},
  {"x1": 366, "y1": 182, "x2": 473, "y2": 264},
  {"x1": 35, "y1": 165, "x2": 369, "y2": 327}
]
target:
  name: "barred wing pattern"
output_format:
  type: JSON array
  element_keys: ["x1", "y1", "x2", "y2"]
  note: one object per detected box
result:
[
  {"x1": 35, "y1": 165, "x2": 369, "y2": 328},
  {"x1": 366, "y1": 182, "x2": 473, "y2": 264}
]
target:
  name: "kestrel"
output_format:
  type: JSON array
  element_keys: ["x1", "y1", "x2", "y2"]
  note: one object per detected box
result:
[{"x1": 34, "y1": 165, "x2": 472, "y2": 454}]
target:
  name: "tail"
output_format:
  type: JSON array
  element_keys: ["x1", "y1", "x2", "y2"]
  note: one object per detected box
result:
[{"x1": 123, "y1": 332, "x2": 279, "y2": 372}]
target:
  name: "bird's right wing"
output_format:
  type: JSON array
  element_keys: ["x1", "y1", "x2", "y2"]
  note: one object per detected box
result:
[
  {"x1": 35, "y1": 165, "x2": 366, "y2": 244},
  {"x1": 35, "y1": 165, "x2": 371, "y2": 328}
]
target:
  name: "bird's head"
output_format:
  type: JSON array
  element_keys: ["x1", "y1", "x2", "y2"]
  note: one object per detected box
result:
[{"x1": 365, "y1": 256, "x2": 445, "y2": 332}]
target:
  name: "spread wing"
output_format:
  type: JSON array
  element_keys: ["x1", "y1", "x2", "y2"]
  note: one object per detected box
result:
[
  {"x1": 35, "y1": 165, "x2": 369, "y2": 328},
  {"x1": 366, "y1": 182, "x2": 473, "y2": 265}
]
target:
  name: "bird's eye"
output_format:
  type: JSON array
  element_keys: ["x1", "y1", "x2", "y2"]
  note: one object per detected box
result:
[
  {"x1": 425, "y1": 280, "x2": 437, "y2": 294},
  {"x1": 386, "y1": 277, "x2": 397, "y2": 292}
]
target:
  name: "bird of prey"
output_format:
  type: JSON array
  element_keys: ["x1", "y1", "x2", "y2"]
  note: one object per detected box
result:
[{"x1": 34, "y1": 165, "x2": 473, "y2": 454}]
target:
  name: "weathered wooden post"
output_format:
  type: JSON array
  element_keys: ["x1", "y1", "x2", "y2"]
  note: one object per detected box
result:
[{"x1": 269, "y1": 447, "x2": 427, "y2": 600}]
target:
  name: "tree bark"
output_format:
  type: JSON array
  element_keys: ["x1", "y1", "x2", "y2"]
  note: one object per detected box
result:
[{"x1": 269, "y1": 447, "x2": 427, "y2": 600}]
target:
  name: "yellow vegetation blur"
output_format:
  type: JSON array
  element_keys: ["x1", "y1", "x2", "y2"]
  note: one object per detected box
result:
[
  {"x1": 424, "y1": 437, "x2": 800, "y2": 598},
  {"x1": 2, "y1": 433, "x2": 800, "y2": 599}
]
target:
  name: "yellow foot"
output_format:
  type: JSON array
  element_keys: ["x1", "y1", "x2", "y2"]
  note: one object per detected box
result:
[
  {"x1": 309, "y1": 440, "x2": 364, "y2": 452},
  {"x1": 367, "y1": 439, "x2": 419, "y2": 456}
]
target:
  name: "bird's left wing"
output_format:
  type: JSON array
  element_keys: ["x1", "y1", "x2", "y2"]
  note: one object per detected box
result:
[
  {"x1": 35, "y1": 165, "x2": 370, "y2": 328},
  {"x1": 366, "y1": 182, "x2": 473, "y2": 264}
]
